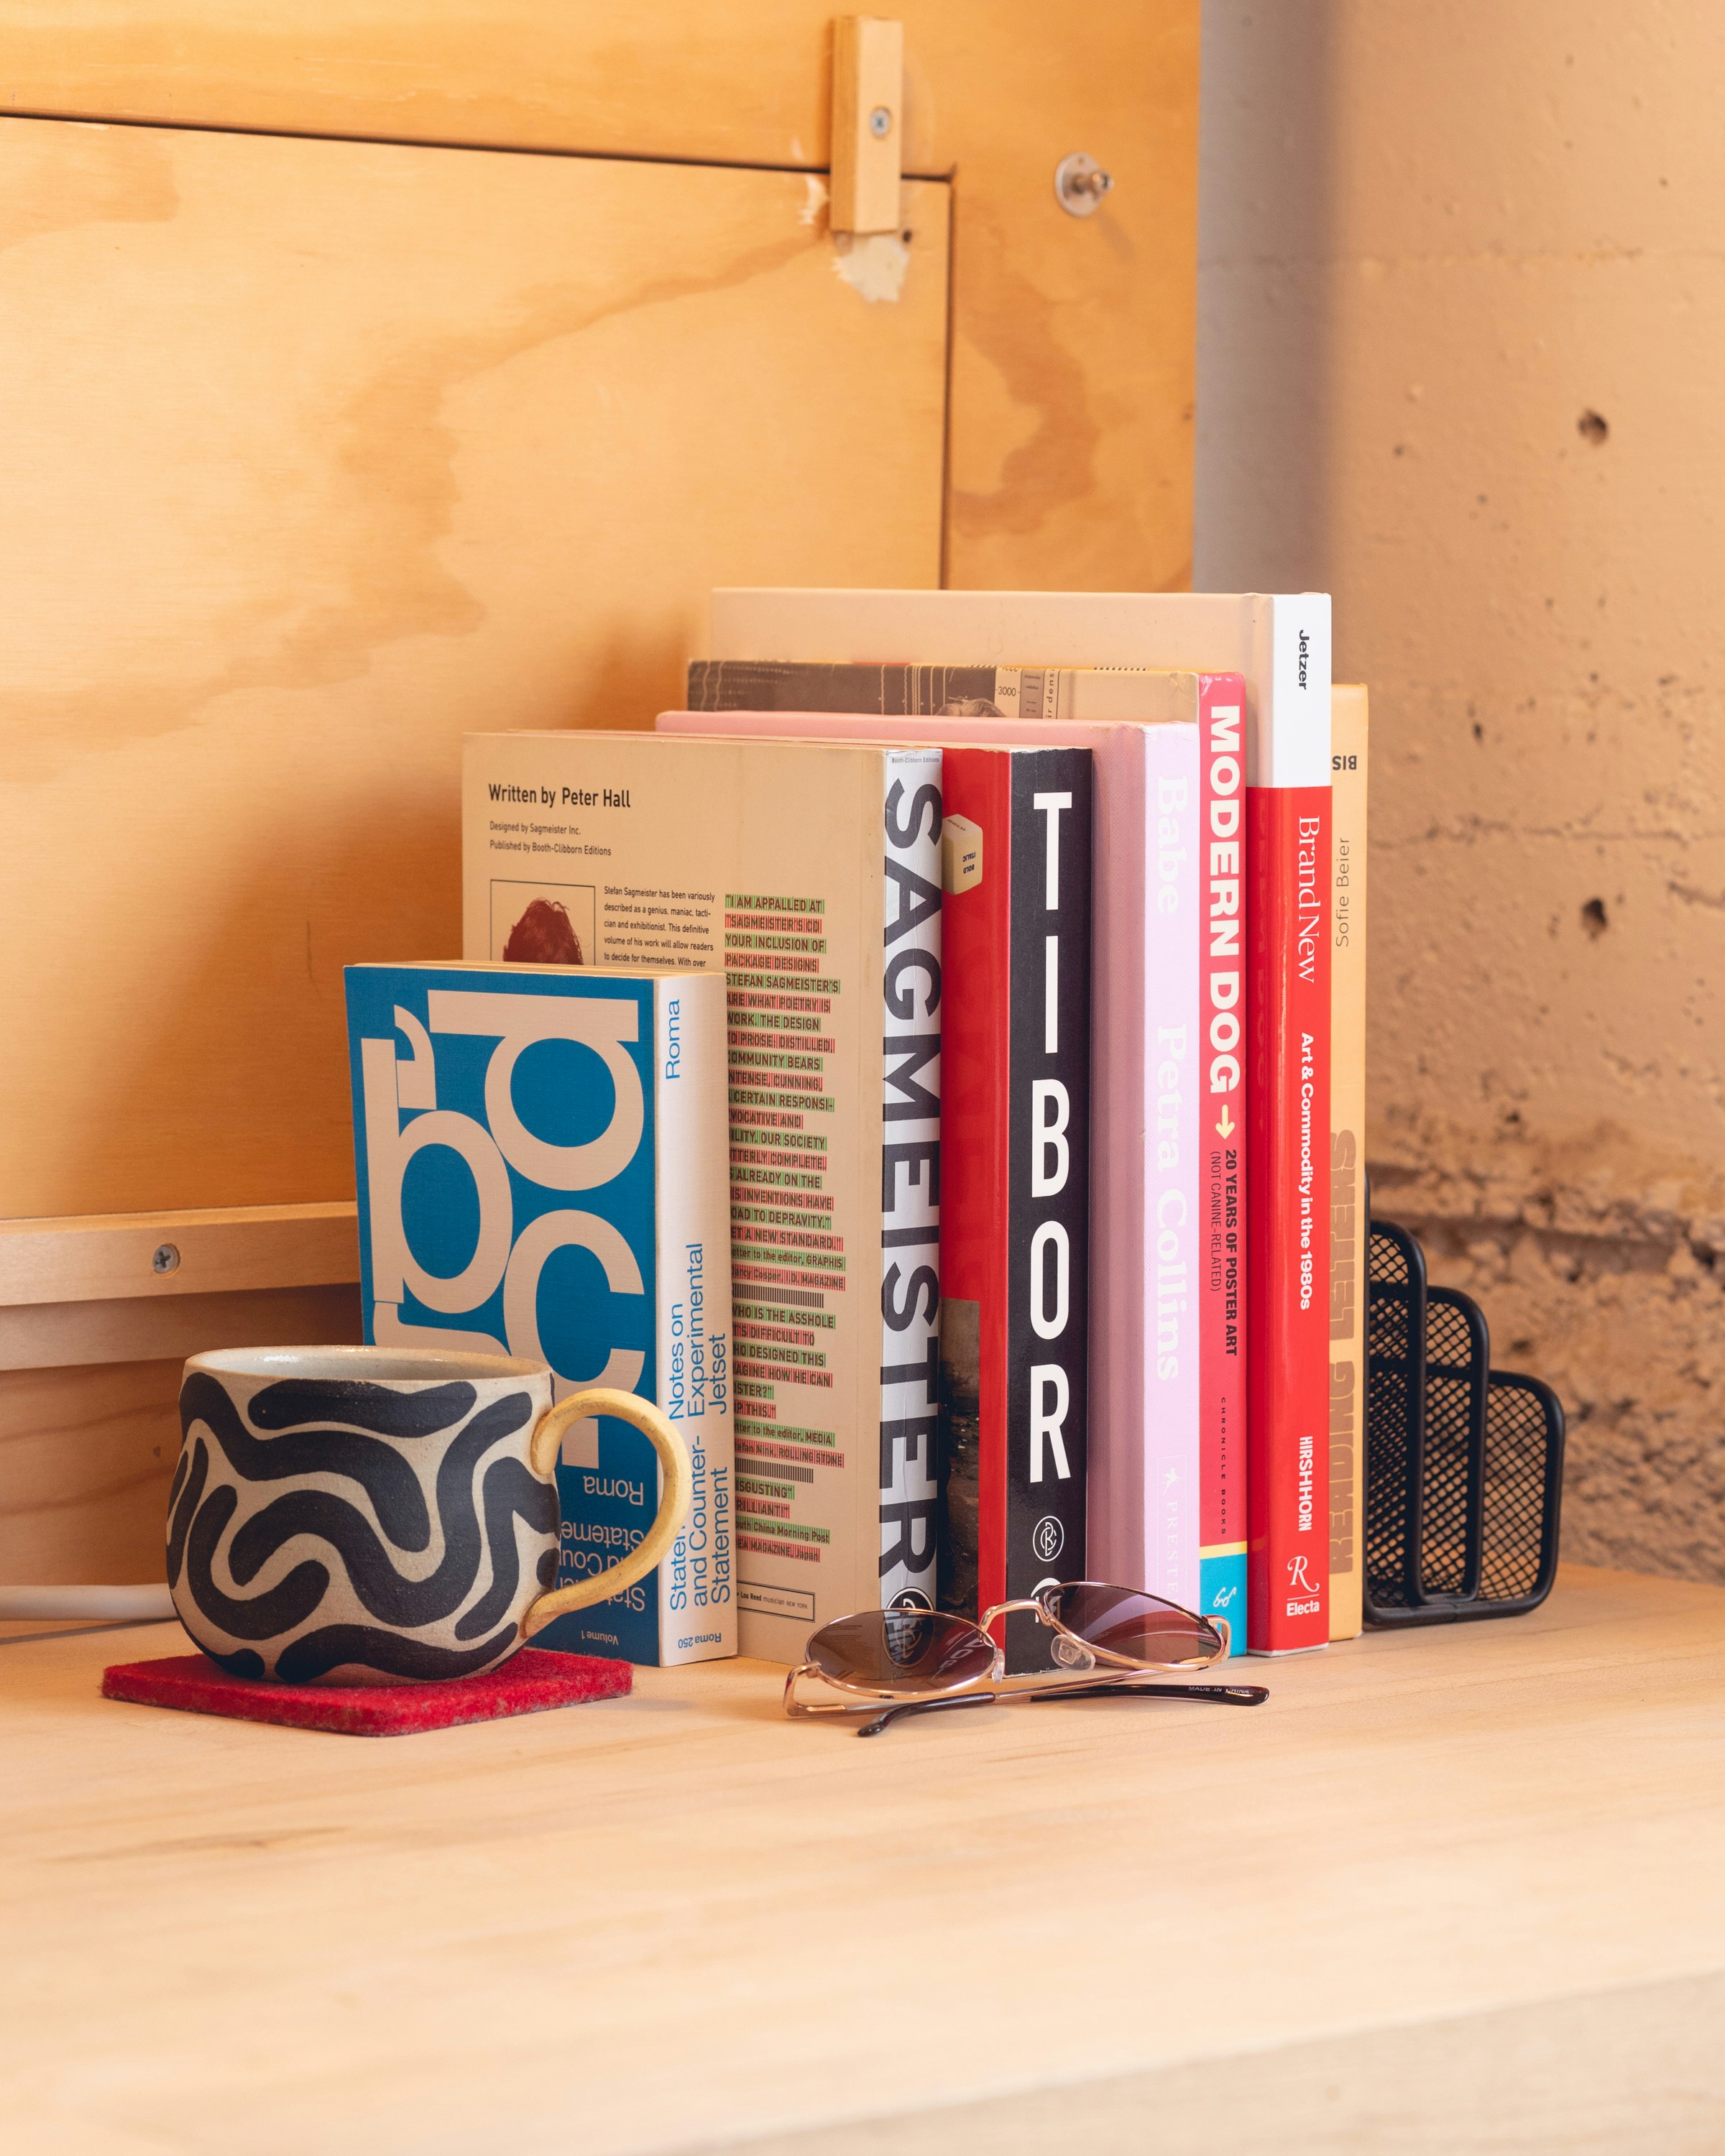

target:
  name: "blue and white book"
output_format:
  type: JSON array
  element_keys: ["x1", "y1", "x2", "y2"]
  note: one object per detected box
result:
[{"x1": 344, "y1": 960, "x2": 734, "y2": 1667}]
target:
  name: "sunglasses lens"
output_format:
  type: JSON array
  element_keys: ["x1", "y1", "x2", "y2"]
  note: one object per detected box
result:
[
  {"x1": 1042, "y1": 1583, "x2": 1223, "y2": 1664},
  {"x1": 806, "y1": 1608, "x2": 995, "y2": 1693}
]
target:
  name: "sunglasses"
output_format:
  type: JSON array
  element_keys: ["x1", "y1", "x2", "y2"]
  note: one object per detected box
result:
[{"x1": 784, "y1": 1580, "x2": 1268, "y2": 1736}]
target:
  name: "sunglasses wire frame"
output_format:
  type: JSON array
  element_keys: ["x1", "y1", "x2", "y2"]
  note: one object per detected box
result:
[{"x1": 783, "y1": 1582, "x2": 1231, "y2": 1720}]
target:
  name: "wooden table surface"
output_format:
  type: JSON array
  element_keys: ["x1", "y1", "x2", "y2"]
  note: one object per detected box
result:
[{"x1": 5, "y1": 1565, "x2": 1724, "y2": 2155}]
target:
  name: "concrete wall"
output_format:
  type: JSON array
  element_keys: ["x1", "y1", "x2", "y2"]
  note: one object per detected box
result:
[{"x1": 1197, "y1": 3, "x2": 1725, "y2": 1579}]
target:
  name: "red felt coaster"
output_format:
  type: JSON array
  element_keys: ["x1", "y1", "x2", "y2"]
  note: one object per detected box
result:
[{"x1": 101, "y1": 1646, "x2": 632, "y2": 1736}]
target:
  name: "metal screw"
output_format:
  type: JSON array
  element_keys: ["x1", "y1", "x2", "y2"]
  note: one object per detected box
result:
[
  {"x1": 152, "y1": 1243, "x2": 180, "y2": 1276},
  {"x1": 868, "y1": 105, "x2": 893, "y2": 139},
  {"x1": 1055, "y1": 152, "x2": 1115, "y2": 217}
]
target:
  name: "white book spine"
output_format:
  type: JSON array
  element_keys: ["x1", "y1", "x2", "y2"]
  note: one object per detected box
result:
[
  {"x1": 876, "y1": 755, "x2": 944, "y2": 1611},
  {"x1": 1245, "y1": 594, "x2": 1333, "y2": 786},
  {"x1": 654, "y1": 972, "x2": 737, "y2": 1662}
]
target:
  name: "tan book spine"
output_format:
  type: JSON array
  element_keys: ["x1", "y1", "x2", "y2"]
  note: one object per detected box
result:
[{"x1": 1328, "y1": 686, "x2": 1369, "y2": 1639}]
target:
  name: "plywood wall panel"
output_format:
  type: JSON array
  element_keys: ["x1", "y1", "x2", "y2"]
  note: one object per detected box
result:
[
  {"x1": 0, "y1": 1, "x2": 1199, "y2": 596},
  {"x1": 0, "y1": 6, "x2": 1195, "y2": 1587},
  {"x1": 0, "y1": 1358, "x2": 183, "y2": 1583},
  {"x1": 0, "y1": 4, "x2": 1179, "y2": 189},
  {"x1": 0, "y1": 120, "x2": 949, "y2": 1218},
  {"x1": 941, "y1": 6, "x2": 1198, "y2": 591}
]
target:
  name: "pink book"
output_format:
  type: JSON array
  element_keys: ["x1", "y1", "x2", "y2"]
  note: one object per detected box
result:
[{"x1": 659, "y1": 704, "x2": 1221, "y2": 1629}]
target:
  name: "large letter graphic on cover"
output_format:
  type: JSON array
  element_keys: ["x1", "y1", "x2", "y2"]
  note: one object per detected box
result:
[
  {"x1": 503, "y1": 1210, "x2": 647, "y2": 1394},
  {"x1": 429, "y1": 989, "x2": 644, "y2": 1191},
  {"x1": 361, "y1": 1037, "x2": 513, "y2": 1317}
]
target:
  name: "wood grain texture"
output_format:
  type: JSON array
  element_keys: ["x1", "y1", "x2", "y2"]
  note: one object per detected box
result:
[
  {"x1": 0, "y1": 1202, "x2": 359, "y2": 1305},
  {"x1": 0, "y1": 1, "x2": 1198, "y2": 593},
  {"x1": 0, "y1": 1282, "x2": 361, "y2": 1372},
  {"x1": 724, "y1": 1975, "x2": 1725, "y2": 2155},
  {"x1": 0, "y1": 119, "x2": 948, "y2": 1217},
  {"x1": 0, "y1": 4, "x2": 1195, "y2": 1588},
  {"x1": 1, "y1": 1567, "x2": 1721, "y2": 2153},
  {"x1": 0, "y1": 1359, "x2": 183, "y2": 1581}
]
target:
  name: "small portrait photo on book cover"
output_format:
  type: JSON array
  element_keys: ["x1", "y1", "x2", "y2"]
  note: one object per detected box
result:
[{"x1": 492, "y1": 880, "x2": 597, "y2": 967}]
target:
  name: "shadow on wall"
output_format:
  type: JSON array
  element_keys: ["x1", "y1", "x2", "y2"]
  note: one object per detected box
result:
[
  {"x1": 1195, "y1": 0, "x2": 1339, "y2": 594},
  {"x1": 1195, "y1": 1, "x2": 1725, "y2": 1585}
]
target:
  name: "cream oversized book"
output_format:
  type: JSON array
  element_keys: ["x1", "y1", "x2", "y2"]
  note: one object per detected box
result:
[
  {"x1": 463, "y1": 730, "x2": 942, "y2": 1664},
  {"x1": 707, "y1": 589, "x2": 1332, "y2": 1651}
]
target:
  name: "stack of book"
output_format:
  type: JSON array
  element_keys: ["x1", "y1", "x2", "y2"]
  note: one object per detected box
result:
[{"x1": 349, "y1": 587, "x2": 1368, "y2": 1671}]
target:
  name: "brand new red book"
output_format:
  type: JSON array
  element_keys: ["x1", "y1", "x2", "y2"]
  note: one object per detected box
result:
[{"x1": 1243, "y1": 615, "x2": 1333, "y2": 1654}]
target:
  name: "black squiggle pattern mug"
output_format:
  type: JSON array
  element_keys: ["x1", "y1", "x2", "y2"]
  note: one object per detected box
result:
[{"x1": 167, "y1": 1346, "x2": 691, "y2": 1685}]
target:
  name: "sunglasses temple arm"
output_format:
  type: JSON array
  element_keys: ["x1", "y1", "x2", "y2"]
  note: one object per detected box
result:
[
  {"x1": 787, "y1": 1664, "x2": 990, "y2": 1722},
  {"x1": 855, "y1": 1690, "x2": 999, "y2": 1738},
  {"x1": 856, "y1": 1674, "x2": 1269, "y2": 1736},
  {"x1": 785, "y1": 1664, "x2": 885, "y2": 1719},
  {"x1": 1025, "y1": 1678, "x2": 1268, "y2": 1707}
]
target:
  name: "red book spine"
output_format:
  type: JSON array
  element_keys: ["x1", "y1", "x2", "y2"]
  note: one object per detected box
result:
[
  {"x1": 1246, "y1": 783, "x2": 1331, "y2": 1651},
  {"x1": 940, "y1": 752, "x2": 1013, "y2": 1623},
  {"x1": 1199, "y1": 676, "x2": 1250, "y2": 1640}
]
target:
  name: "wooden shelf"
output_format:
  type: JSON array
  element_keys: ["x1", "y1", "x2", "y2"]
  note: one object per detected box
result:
[
  {"x1": 0, "y1": 1204, "x2": 359, "y2": 1309},
  {"x1": 0, "y1": 1204, "x2": 362, "y2": 1375},
  {"x1": 4, "y1": 1565, "x2": 1723, "y2": 2152}
]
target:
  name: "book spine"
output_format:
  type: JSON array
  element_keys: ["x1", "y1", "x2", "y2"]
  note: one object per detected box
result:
[
  {"x1": 1078, "y1": 730, "x2": 1144, "y2": 1619},
  {"x1": 1246, "y1": 787, "x2": 1332, "y2": 1652},
  {"x1": 1001, "y1": 750, "x2": 1092, "y2": 1671},
  {"x1": 1198, "y1": 675, "x2": 1249, "y2": 1649},
  {"x1": 654, "y1": 973, "x2": 737, "y2": 1663},
  {"x1": 929, "y1": 751, "x2": 1008, "y2": 1631},
  {"x1": 1136, "y1": 728, "x2": 1200, "y2": 1616},
  {"x1": 1327, "y1": 688, "x2": 1369, "y2": 1639},
  {"x1": 877, "y1": 753, "x2": 944, "y2": 1613},
  {"x1": 689, "y1": 658, "x2": 1012, "y2": 717}
]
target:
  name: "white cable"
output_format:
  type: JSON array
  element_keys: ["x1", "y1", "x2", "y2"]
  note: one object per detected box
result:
[{"x1": 0, "y1": 1585, "x2": 177, "y2": 1622}]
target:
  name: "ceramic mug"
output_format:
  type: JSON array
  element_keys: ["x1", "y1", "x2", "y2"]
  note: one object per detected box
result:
[{"x1": 167, "y1": 1345, "x2": 690, "y2": 1685}]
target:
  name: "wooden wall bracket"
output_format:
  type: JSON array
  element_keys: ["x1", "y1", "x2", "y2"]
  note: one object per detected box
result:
[{"x1": 830, "y1": 16, "x2": 903, "y2": 235}]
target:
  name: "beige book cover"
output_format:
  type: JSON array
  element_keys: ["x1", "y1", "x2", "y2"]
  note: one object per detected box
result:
[
  {"x1": 1329, "y1": 686, "x2": 1369, "y2": 1639},
  {"x1": 462, "y1": 729, "x2": 943, "y2": 1666}
]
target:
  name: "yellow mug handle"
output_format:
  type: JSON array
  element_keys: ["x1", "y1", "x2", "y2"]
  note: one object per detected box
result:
[{"x1": 520, "y1": 1386, "x2": 693, "y2": 1639}]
